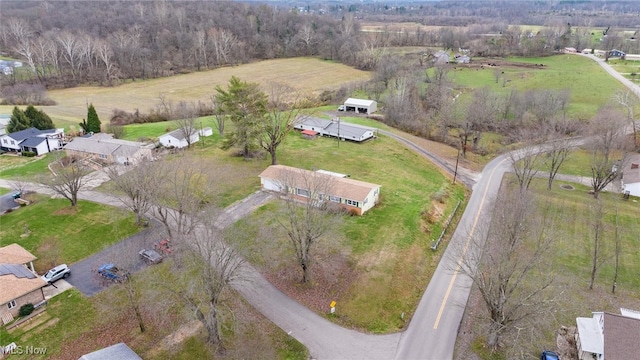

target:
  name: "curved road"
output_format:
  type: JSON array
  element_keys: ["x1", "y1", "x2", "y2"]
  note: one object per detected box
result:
[{"x1": 2, "y1": 54, "x2": 637, "y2": 359}]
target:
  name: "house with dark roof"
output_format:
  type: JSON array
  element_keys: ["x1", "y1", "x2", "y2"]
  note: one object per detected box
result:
[
  {"x1": 575, "y1": 309, "x2": 640, "y2": 360},
  {"x1": 294, "y1": 117, "x2": 377, "y2": 143},
  {"x1": 64, "y1": 133, "x2": 153, "y2": 165},
  {"x1": 0, "y1": 127, "x2": 65, "y2": 155},
  {"x1": 259, "y1": 165, "x2": 381, "y2": 215},
  {"x1": 158, "y1": 128, "x2": 200, "y2": 148},
  {"x1": 0, "y1": 244, "x2": 46, "y2": 324}
]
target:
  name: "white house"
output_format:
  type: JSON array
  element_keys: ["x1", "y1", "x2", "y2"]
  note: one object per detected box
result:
[
  {"x1": 621, "y1": 154, "x2": 640, "y2": 198},
  {"x1": 0, "y1": 127, "x2": 65, "y2": 156},
  {"x1": 294, "y1": 117, "x2": 377, "y2": 142},
  {"x1": 198, "y1": 127, "x2": 213, "y2": 137},
  {"x1": 576, "y1": 309, "x2": 640, "y2": 360},
  {"x1": 259, "y1": 165, "x2": 381, "y2": 215},
  {"x1": 158, "y1": 129, "x2": 199, "y2": 148},
  {"x1": 343, "y1": 98, "x2": 377, "y2": 114}
]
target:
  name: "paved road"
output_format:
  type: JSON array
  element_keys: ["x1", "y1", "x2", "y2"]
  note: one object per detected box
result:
[
  {"x1": 578, "y1": 53, "x2": 640, "y2": 98},
  {"x1": 0, "y1": 191, "x2": 20, "y2": 213}
]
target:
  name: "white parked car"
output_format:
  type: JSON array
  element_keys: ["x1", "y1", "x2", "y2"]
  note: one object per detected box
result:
[
  {"x1": 338, "y1": 105, "x2": 345, "y2": 111},
  {"x1": 42, "y1": 264, "x2": 70, "y2": 284}
]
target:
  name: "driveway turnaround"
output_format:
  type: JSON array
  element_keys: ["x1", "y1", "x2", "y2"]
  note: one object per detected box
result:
[{"x1": 65, "y1": 222, "x2": 166, "y2": 297}]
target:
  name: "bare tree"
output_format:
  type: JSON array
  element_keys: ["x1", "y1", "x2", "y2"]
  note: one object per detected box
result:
[
  {"x1": 274, "y1": 167, "x2": 341, "y2": 283},
  {"x1": 455, "y1": 188, "x2": 556, "y2": 350},
  {"x1": 612, "y1": 203, "x2": 621, "y2": 294},
  {"x1": 210, "y1": 94, "x2": 226, "y2": 136},
  {"x1": 260, "y1": 83, "x2": 306, "y2": 165},
  {"x1": 543, "y1": 122, "x2": 575, "y2": 190},
  {"x1": 44, "y1": 157, "x2": 90, "y2": 207},
  {"x1": 174, "y1": 101, "x2": 199, "y2": 148},
  {"x1": 106, "y1": 164, "x2": 153, "y2": 225},
  {"x1": 588, "y1": 107, "x2": 630, "y2": 199},
  {"x1": 509, "y1": 130, "x2": 544, "y2": 192},
  {"x1": 588, "y1": 199, "x2": 606, "y2": 290},
  {"x1": 612, "y1": 89, "x2": 639, "y2": 148},
  {"x1": 153, "y1": 208, "x2": 246, "y2": 349}
]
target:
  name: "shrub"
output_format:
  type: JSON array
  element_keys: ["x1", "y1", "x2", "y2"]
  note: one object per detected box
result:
[
  {"x1": 0, "y1": 83, "x2": 56, "y2": 106},
  {"x1": 22, "y1": 151, "x2": 36, "y2": 157},
  {"x1": 19, "y1": 303, "x2": 34, "y2": 317}
]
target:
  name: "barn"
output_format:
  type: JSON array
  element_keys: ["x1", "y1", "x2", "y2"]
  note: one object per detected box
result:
[
  {"x1": 294, "y1": 117, "x2": 377, "y2": 142},
  {"x1": 343, "y1": 98, "x2": 377, "y2": 114}
]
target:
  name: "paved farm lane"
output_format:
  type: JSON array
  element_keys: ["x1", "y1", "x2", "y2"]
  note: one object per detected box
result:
[{"x1": 578, "y1": 53, "x2": 640, "y2": 98}]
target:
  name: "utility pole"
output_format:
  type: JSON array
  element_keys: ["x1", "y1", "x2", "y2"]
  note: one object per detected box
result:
[{"x1": 337, "y1": 117, "x2": 340, "y2": 148}]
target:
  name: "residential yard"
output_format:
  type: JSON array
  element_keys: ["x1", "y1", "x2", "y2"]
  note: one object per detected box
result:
[
  {"x1": 0, "y1": 275, "x2": 308, "y2": 360},
  {"x1": 228, "y1": 130, "x2": 467, "y2": 333},
  {"x1": 0, "y1": 195, "x2": 139, "y2": 272},
  {"x1": 0, "y1": 153, "x2": 58, "y2": 179},
  {"x1": 456, "y1": 177, "x2": 640, "y2": 359}
]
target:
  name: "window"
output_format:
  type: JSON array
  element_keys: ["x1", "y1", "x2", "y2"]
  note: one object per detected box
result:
[
  {"x1": 345, "y1": 199, "x2": 359, "y2": 207},
  {"x1": 2, "y1": 139, "x2": 6, "y2": 144},
  {"x1": 99, "y1": 154, "x2": 107, "y2": 159},
  {"x1": 296, "y1": 188, "x2": 310, "y2": 197},
  {"x1": 10, "y1": 140, "x2": 15, "y2": 145},
  {"x1": 364, "y1": 198, "x2": 368, "y2": 205},
  {"x1": 329, "y1": 195, "x2": 341, "y2": 203},
  {"x1": 8, "y1": 300, "x2": 16, "y2": 309}
]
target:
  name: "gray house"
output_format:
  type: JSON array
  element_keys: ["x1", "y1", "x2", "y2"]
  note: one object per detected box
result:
[{"x1": 294, "y1": 117, "x2": 377, "y2": 142}]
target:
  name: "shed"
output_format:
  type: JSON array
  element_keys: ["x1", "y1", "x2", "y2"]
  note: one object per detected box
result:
[
  {"x1": 301, "y1": 129, "x2": 318, "y2": 139},
  {"x1": 158, "y1": 129, "x2": 200, "y2": 149},
  {"x1": 198, "y1": 127, "x2": 213, "y2": 137},
  {"x1": 343, "y1": 98, "x2": 377, "y2": 114}
]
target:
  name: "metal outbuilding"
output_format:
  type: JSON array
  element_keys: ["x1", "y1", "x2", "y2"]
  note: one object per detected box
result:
[{"x1": 343, "y1": 98, "x2": 377, "y2": 114}]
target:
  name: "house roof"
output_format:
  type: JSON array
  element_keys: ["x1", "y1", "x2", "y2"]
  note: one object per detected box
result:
[
  {"x1": 79, "y1": 343, "x2": 142, "y2": 360},
  {"x1": 0, "y1": 244, "x2": 37, "y2": 264},
  {"x1": 259, "y1": 165, "x2": 380, "y2": 202},
  {"x1": 344, "y1": 98, "x2": 376, "y2": 107},
  {"x1": 159, "y1": 129, "x2": 197, "y2": 141},
  {"x1": 604, "y1": 312, "x2": 640, "y2": 360},
  {"x1": 296, "y1": 117, "x2": 376, "y2": 140},
  {"x1": 20, "y1": 137, "x2": 46, "y2": 147},
  {"x1": 623, "y1": 154, "x2": 640, "y2": 185},
  {"x1": 64, "y1": 136, "x2": 148, "y2": 157},
  {"x1": 576, "y1": 316, "x2": 604, "y2": 354},
  {"x1": 0, "y1": 263, "x2": 45, "y2": 305},
  {"x1": 7, "y1": 128, "x2": 49, "y2": 141}
]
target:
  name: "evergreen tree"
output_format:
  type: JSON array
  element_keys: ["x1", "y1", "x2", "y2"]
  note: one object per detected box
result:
[
  {"x1": 86, "y1": 104, "x2": 101, "y2": 133},
  {"x1": 24, "y1": 105, "x2": 55, "y2": 130},
  {"x1": 215, "y1": 76, "x2": 267, "y2": 159},
  {"x1": 7, "y1": 107, "x2": 31, "y2": 133}
]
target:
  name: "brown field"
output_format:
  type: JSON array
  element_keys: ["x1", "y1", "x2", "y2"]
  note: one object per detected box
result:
[
  {"x1": 0, "y1": 57, "x2": 370, "y2": 127},
  {"x1": 360, "y1": 21, "x2": 450, "y2": 34}
]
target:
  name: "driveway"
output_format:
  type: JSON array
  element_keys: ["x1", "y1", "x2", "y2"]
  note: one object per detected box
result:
[
  {"x1": 0, "y1": 191, "x2": 20, "y2": 213},
  {"x1": 65, "y1": 221, "x2": 167, "y2": 297}
]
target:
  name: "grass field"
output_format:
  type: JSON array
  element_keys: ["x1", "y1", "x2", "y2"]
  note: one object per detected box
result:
[
  {"x1": 450, "y1": 55, "x2": 628, "y2": 119},
  {"x1": 0, "y1": 58, "x2": 371, "y2": 129},
  {"x1": 462, "y1": 176, "x2": 640, "y2": 358},
  {"x1": 0, "y1": 196, "x2": 139, "y2": 271}
]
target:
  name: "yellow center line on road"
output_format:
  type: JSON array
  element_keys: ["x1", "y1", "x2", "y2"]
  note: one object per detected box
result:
[{"x1": 433, "y1": 157, "x2": 507, "y2": 330}]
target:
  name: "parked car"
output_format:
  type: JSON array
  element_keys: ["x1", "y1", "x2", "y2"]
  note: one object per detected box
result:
[
  {"x1": 540, "y1": 350, "x2": 559, "y2": 360},
  {"x1": 97, "y1": 263, "x2": 128, "y2": 282},
  {"x1": 139, "y1": 249, "x2": 163, "y2": 264},
  {"x1": 338, "y1": 105, "x2": 345, "y2": 111},
  {"x1": 41, "y1": 264, "x2": 70, "y2": 284}
]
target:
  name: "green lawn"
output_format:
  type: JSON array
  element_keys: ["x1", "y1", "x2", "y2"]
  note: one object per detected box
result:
[
  {"x1": 0, "y1": 153, "x2": 57, "y2": 179},
  {"x1": 229, "y1": 130, "x2": 467, "y2": 332},
  {"x1": 0, "y1": 196, "x2": 139, "y2": 270},
  {"x1": 450, "y1": 55, "x2": 627, "y2": 119}
]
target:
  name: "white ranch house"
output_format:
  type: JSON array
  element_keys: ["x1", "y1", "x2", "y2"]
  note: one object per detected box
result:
[
  {"x1": 158, "y1": 129, "x2": 200, "y2": 148},
  {"x1": 575, "y1": 309, "x2": 640, "y2": 360},
  {"x1": 259, "y1": 165, "x2": 381, "y2": 215},
  {"x1": 294, "y1": 117, "x2": 377, "y2": 142},
  {"x1": 621, "y1": 154, "x2": 640, "y2": 198}
]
